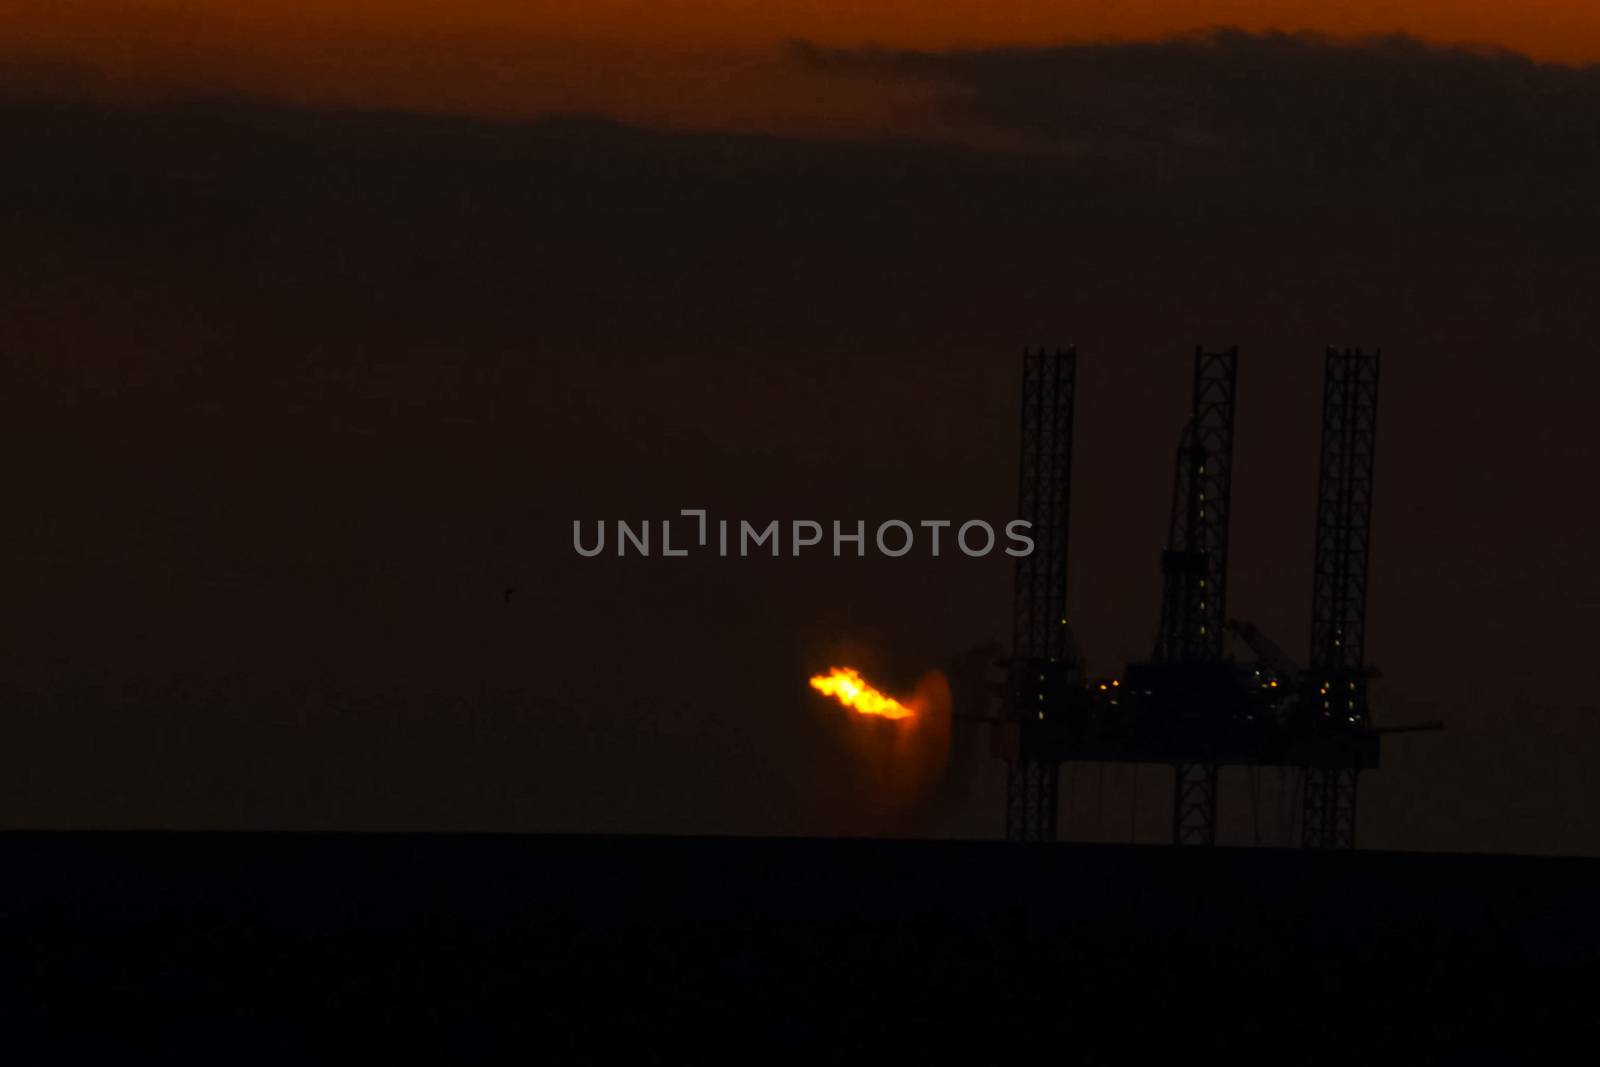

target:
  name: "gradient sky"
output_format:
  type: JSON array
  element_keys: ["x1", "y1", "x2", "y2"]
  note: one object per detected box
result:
[
  {"x1": 9, "y1": 2, "x2": 1600, "y2": 132},
  {"x1": 3, "y1": 7, "x2": 1598, "y2": 852}
]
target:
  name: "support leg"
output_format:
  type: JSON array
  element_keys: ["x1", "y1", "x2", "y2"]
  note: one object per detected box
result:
[
  {"x1": 1302, "y1": 767, "x2": 1359, "y2": 849},
  {"x1": 1172, "y1": 762, "x2": 1218, "y2": 846},
  {"x1": 1006, "y1": 760, "x2": 1060, "y2": 842}
]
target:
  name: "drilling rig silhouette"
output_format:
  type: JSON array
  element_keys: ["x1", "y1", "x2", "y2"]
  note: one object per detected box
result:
[{"x1": 992, "y1": 345, "x2": 1414, "y2": 848}]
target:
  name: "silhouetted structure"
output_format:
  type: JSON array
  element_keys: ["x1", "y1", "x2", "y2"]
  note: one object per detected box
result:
[
  {"x1": 997, "y1": 346, "x2": 1385, "y2": 847},
  {"x1": 1151, "y1": 348, "x2": 1238, "y2": 845},
  {"x1": 1301, "y1": 348, "x2": 1381, "y2": 848},
  {"x1": 1005, "y1": 348, "x2": 1078, "y2": 842}
]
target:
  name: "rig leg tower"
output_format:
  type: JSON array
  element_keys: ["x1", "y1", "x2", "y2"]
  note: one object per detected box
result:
[{"x1": 1005, "y1": 348, "x2": 1078, "y2": 841}]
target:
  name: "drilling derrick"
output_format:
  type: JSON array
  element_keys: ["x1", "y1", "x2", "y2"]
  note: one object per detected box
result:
[
  {"x1": 1152, "y1": 347, "x2": 1238, "y2": 846},
  {"x1": 1302, "y1": 348, "x2": 1381, "y2": 849},
  {"x1": 987, "y1": 342, "x2": 1387, "y2": 849},
  {"x1": 1155, "y1": 349, "x2": 1238, "y2": 666},
  {"x1": 1154, "y1": 428, "x2": 1206, "y2": 664},
  {"x1": 1006, "y1": 348, "x2": 1077, "y2": 841}
]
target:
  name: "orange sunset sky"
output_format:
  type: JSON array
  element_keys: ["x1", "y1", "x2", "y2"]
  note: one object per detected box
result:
[{"x1": 7, "y1": 2, "x2": 1600, "y2": 131}]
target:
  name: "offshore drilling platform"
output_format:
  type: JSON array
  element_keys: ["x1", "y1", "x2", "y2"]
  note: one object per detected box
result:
[{"x1": 993, "y1": 345, "x2": 1417, "y2": 848}]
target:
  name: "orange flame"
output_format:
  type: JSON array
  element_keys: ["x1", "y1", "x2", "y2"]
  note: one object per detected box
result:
[{"x1": 808, "y1": 666, "x2": 913, "y2": 720}]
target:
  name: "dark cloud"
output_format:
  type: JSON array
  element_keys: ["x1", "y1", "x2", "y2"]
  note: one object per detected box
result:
[{"x1": 794, "y1": 29, "x2": 1600, "y2": 178}]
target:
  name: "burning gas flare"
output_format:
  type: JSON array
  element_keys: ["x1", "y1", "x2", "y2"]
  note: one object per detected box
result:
[{"x1": 808, "y1": 667, "x2": 913, "y2": 720}]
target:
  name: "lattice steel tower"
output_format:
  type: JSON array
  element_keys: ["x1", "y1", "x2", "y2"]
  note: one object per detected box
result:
[
  {"x1": 1302, "y1": 347, "x2": 1381, "y2": 849},
  {"x1": 1155, "y1": 347, "x2": 1238, "y2": 846},
  {"x1": 1006, "y1": 348, "x2": 1077, "y2": 842}
]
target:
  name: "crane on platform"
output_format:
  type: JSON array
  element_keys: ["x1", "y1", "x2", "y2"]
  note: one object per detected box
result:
[{"x1": 1225, "y1": 619, "x2": 1301, "y2": 690}]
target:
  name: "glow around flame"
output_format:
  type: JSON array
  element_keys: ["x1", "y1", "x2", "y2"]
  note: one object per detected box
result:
[{"x1": 808, "y1": 667, "x2": 913, "y2": 720}]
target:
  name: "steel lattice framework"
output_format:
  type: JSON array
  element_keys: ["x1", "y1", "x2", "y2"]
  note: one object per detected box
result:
[
  {"x1": 1303, "y1": 348, "x2": 1381, "y2": 849},
  {"x1": 1188, "y1": 348, "x2": 1238, "y2": 662},
  {"x1": 1006, "y1": 348, "x2": 1076, "y2": 842},
  {"x1": 1155, "y1": 347, "x2": 1237, "y2": 845},
  {"x1": 988, "y1": 343, "x2": 1387, "y2": 850},
  {"x1": 1155, "y1": 348, "x2": 1238, "y2": 664},
  {"x1": 1303, "y1": 766, "x2": 1360, "y2": 849},
  {"x1": 1172, "y1": 762, "x2": 1220, "y2": 846}
]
